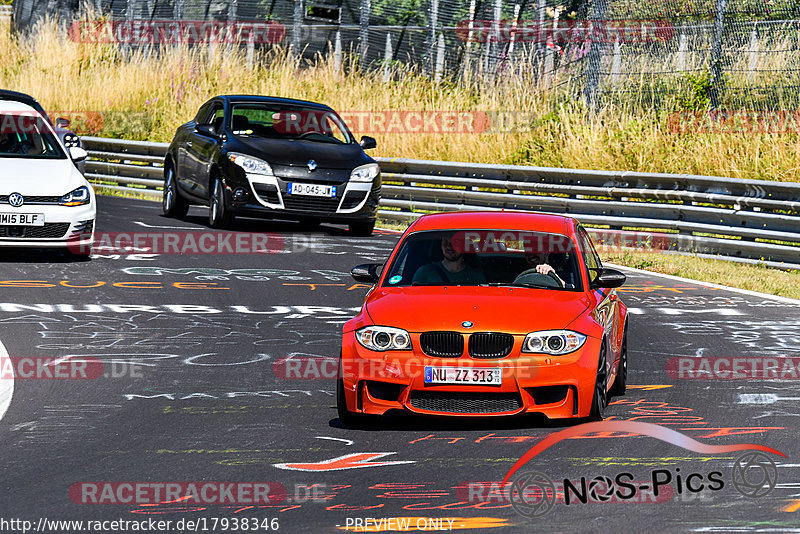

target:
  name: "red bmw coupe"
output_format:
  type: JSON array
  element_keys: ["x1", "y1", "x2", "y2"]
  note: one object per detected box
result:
[{"x1": 338, "y1": 211, "x2": 629, "y2": 426}]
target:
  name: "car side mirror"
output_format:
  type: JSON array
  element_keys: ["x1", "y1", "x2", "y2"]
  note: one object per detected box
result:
[
  {"x1": 351, "y1": 263, "x2": 382, "y2": 284},
  {"x1": 360, "y1": 136, "x2": 377, "y2": 150},
  {"x1": 68, "y1": 146, "x2": 88, "y2": 162},
  {"x1": 56, "y1": 117, "x2": 71, "y2": 129},
  {"x1": 591, "y1": 268, "x2": 626, "y2": 289},
  {"x1": 196, "y1": 124, "x2": 218, "y2": 137}
]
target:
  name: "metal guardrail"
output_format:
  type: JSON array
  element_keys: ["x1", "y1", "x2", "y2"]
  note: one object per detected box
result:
[{"x1": 81, "y1": 136, "x2": 800, "y2": 269}]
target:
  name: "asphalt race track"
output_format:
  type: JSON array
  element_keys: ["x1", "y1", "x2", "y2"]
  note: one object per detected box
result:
[{"x1": 0, "y1": 195, "x2": 798, "y2": 532}]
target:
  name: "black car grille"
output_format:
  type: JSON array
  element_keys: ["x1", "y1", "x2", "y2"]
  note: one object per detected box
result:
[
  {"x1": 252, "y1": 184, "x2": 280, "y2": 204},
  {"x1": 0, "y1": 223, "x2": 71, "y2": 238},
  {"x1": 420, "y1": 332, "x2": 464, "y2": 358},
  {"x1": 468, "y1": 333, "x2": 515, "y2": 358},
  {"x1": 408, "y1": 391, "x2": 523, "y2": 414},
  {"x1": 282, "y1": 194, "x2": 340, "y2": 213},
  {"x1": 0, "y1": 195, "x2": 61, "y2": 204},
  {"x1": 340, "y1": 190, "x2": 367, "y2": 210}
]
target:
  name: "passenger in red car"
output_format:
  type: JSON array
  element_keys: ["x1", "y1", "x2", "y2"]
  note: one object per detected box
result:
[{"x1": 412, "y1": 235, "x2": 486, "y2": 285}]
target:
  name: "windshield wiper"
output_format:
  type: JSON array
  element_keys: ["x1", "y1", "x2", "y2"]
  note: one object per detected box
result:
[{"x1": 480, "y1": 282, "x2": 557, "y2": 289}]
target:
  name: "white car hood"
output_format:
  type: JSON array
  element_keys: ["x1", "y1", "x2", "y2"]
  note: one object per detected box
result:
[{"x1": 0, "y1": 157, "x2": 86, "y2": 196}]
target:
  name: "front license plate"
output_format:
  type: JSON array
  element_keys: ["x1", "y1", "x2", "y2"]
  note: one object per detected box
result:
[
  {"x1": 0, "y1": 213, "x2": 45, "y2": 226},
  {"x1": 287, "y1": 183, "x2": 336, "y2": 197},
  {"x1": 424, "y1": 366, "x2": 502, "y2": 386}
]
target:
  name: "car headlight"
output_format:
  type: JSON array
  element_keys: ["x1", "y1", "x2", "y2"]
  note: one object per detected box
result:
[
  {"x1": 228, "y1": 152, "x2": 273, "y2": 176},
  {"x1": 522, "y1": 330, "x2": 586, "y2": 355},
  {"x1": 356, "y1": 326, "x2": 412, "y2": 351},
  {"x1": 60, "y1": 186, "x2": 91, "y2": 207},
  {"x1": 350, "y1": 163, "x2": 379, "y2": 182}
]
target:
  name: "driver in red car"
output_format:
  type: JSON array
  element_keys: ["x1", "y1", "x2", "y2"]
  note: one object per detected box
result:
[
  {"x1": 520, "y1": 250, "x2": 567, "y2": 288},
  {"x1": 413, "y1": 234, "x2": 486, "y2": 285}
]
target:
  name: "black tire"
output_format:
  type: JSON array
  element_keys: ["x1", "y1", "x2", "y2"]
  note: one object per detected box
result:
[
  {"x1": 209, "y1": 175, "x2": 234, "y2": 229},
  {"x1": 349, "y1": 220, "x2": 375, "y2": 237},
  {"x1": 609, "y1": 324, "x2": 628, "y2": 398},
  {"x1": 589, "y1": 340, "x2": 609, "y2": 421},
  {"x1": 162, "y1": 165, "x2": 190, "y2": 218}
]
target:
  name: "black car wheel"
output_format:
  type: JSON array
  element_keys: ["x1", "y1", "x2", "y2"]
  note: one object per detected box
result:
[
  {"x1": 349, "y1": 220, "x2": 375, "y2": 237},
  {"x1": 209, "y1": 175, "x2": 234, "y2": 229},
  {"x1": 589, "y1": 340, "x2": 608, "y2": 421},
  {"x1": 609, "y1": 323, "x2": 628, "y2": 398},
  {"x1": 162, "y1": 166, "x2": 189, "y2": 218}
]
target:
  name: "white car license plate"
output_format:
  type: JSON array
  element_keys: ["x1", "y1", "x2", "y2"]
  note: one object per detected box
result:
[
  {"x1": 424, "y1": 366, "x2": 502, "y2": 386},
  {"x1": 0, "y1": 213, "x2": 45, "y2": 226},
  {"x1": 287, "y1": 183, "x2": 336, "y2": 197}
]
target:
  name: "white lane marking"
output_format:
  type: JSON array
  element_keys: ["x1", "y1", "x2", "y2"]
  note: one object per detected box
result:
[
  {"x1": 625, "y1": 307, "x2": 743, "y2": 316},
  {"x1": 316, "y1": 436, "x2": 354, "y2": 446},
  {"x1": 738, "y1": 393, "x2": 800, "y2": 405},
  {"x1": 606, "y1": 262, "x2": 800, "y2": 305},
  {"x1": 133, "y1": 221, "x2": 198, "y2": 230},
  {"x1": 0, "y1": 340, "x2": 14, "y2": 423}
]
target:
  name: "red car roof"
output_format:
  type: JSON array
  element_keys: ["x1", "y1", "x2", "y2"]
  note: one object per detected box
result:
[{"x1": 407, "y1": 211, "x2": 576, "y2": 235}]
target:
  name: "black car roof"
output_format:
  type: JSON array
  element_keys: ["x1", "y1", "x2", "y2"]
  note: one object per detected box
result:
[
  {"x1": 219, "y1": 95, "x2": 334, "y2": 111},
  {"x1": 0, "y1": 89, "x2": 41, "y2": 107}
]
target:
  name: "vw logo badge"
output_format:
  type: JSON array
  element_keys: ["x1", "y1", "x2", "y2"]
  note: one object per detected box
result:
[
  {"x1": 8, "y1": 193, "x2": 24, "y2": 207},
  {"x1": 307, "y1": 160, "x2": 317, "y2": 172},
  {"x1": 462, "y1": 321, "x2": 474, "y2": 329}
]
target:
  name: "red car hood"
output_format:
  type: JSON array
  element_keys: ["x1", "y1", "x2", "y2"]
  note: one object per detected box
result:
[{"x1": 364, "y1": 286, "x2": 591, "y2": 334}]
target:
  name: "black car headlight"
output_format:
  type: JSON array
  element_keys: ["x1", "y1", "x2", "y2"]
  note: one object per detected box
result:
[
  {"x1": 522, "y1": 330, "x2": 587, "y2": 355},
  {"x1": 356, "y1": 326, "x2": 412, "y2": 351},
  {"x1": 350, "y1": 163, "x2": 379, "y2": 182},
  {"x1": 60, "y1": 186, "x2": 91, "y2": 207},
  {"x1": 228, "y1": 152, "x2": 273, "y2": 176}
]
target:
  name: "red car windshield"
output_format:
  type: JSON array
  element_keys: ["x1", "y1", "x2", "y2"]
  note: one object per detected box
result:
[{"x1": 383, "y1": 229, "x2": 583, "y2": 290}]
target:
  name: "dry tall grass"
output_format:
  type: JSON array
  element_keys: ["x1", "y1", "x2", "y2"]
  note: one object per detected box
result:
[{"x1": 2, "y1": 17, "x2": 800, "y2": 182}]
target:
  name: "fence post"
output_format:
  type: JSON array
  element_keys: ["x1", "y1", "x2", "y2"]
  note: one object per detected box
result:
[
  {"x1": 359, "y1": 0, "x2": 370, "y2": 68},
  {"x1": 383, "y1": 33, "x2": 392, "y2": 82},
  {"x1": 435, "y1": 33, "x2": 445, "y2": 82},
  {"x1": 462, "y1": 0, "x2": 477, "y2": 80},
  {"x1": 583, "y1": 0, "x2": 607, "y2": 111},
  {"x1": 487, "y1": 0, "x2": 502, "y2": 75},
  {"x1": 748, "y1": 26, "x2": 758, "y2": 77},
  {"x1": 334, "y1": 30, "x2": 342, "y2": 74},
  {"x1": 677, "y1": 31, "x2": 687, "y2": 71},
  {"x1": 709, "y1": 0, "x2": 727, "y2": 109},
  {"x1": 173, "y1": 0, "x2": 183, "y2": 21},
  {"x1": 427, "y1": 0, "x2": 439, "y2": 75},
  {"x1": 247, "y1": 31, "x2": 255, "y2": 70},
  {"x1": 292, "y1": 0, "x2": 303, "y2": 59},
  {"x1": 610, "y1": 38, "x2": 621, "y2": 84}
]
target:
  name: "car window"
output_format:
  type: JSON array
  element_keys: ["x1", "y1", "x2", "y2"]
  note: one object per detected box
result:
[
  {"x1": 199, "y1": 102, "x2": 224, "y2": 128},
  {"x1": 577, "y1": 226, "x2": 603, "y2": 285},
  {"x1": 382, "y1": 229, "x2": 582, "y2": 291},
  {"x1": 229, "y1": 104, "x2": 354, "y2": 144},
  {"x1": 0, "y1": 113, "x2": 66, "y2": 159}
]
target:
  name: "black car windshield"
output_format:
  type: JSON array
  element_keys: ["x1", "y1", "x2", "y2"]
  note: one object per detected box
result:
[
  {"x1": 229, "y1": 104, "x2": 354, "y2": 144},
  {"x1": 0, "y1": 113, "x2": 65, "y2": 159},
  {"x1": 382, "y1": 229, "x2": 583, "y2": 291}
]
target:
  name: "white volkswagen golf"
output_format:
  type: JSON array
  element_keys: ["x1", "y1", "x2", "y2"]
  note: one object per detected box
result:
[{"x1": 0, "y1": 100, "x2": 95, "y2": 253}]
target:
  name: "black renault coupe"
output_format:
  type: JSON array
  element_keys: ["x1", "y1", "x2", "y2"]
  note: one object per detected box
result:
[{"x1": 163, "y1": 95, "x2": 380, "y2": 235}]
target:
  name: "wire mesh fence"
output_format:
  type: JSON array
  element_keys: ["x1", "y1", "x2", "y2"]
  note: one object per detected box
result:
[{"x1": 11, "y1": 0, "x2": 800, "y2": 111}]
